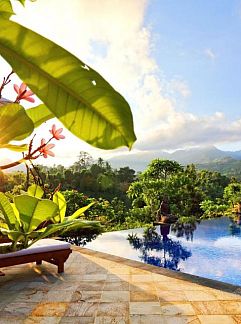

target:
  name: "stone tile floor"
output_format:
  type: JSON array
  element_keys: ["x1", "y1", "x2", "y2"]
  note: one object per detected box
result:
[{"x1": 0, "y1": 246, "x2": 241, "y2": 323}]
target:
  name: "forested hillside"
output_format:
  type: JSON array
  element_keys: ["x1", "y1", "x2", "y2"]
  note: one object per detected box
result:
[{"x1": 1, "y1": 152, "x2": 239, "y2": 232}]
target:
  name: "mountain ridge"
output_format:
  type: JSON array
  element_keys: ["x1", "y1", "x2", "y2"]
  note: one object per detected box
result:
[{"x1": 108, "y1": 145, "x2": 241, "y2": 172}]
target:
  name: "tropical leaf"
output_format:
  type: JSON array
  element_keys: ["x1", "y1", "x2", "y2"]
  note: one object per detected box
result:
[
  {"x1": 27, "y1": 184, "x2": 44, "y2": 199},
  {"x1": 53, "y1": 191, "x2": 66, "y2": 223},
  {"x1": 31, "y1": 219, "x2": 101, "y2": 244},
  {"x1": 0, "y1": 103, "x2": 34, "y2": 145},
  {"x1": 0, "y1": 143, "x2": 28, "y2": 151},
  {"x1": 0, "y1": 222, "x2": 8, "y2": 230},
  {"x1": 0, "y1": 227, "x2": 24, "y2": 244},
  {"x1": 0, "y1": 0, "x2": 14, "y2": 19},
  {"x1": 0, "y1": 192, "x2": 19, "y2": 230},
  {"x1": 14, "y1": 195, "x2": 58, "y2": 232},
  {"x1": 67, "y1": 202, "x2": 95, "y2": 221},
  {"x1": 15, "y1": 0, "x2": 26, "y2": 5},
  {"x1": 11, "y1": 202, "x2": 20, "y2": 224},
  {"x1": 0, "y1": 18, "x2": 136, "y2": 150},
  {"x1": 26, "y1": 104, "x2": 54, "y2": 128}
]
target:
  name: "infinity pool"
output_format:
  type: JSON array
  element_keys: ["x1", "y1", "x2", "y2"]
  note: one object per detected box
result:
[{"x1": 84, "y1": 217, "x2": 241, "y2": 286}]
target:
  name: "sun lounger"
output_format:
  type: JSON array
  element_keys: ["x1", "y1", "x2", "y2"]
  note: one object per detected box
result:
[{"x1": 0, "y1": 239, "x2": 72, "y2": 273}]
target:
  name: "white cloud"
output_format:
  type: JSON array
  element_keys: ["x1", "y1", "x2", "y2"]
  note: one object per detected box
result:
[
  {"x1": 214, "y1": 237, "x2": 241, "y2": 249},
  {"x1": 137, "y1": 110, "x2": 241, "y2": 150},
  {"x1": 170, "y1": 79, "x2": 191, "y2": 98},
  {"x1": 204, "y1": 48, "x2": 216, "y2": 60}
]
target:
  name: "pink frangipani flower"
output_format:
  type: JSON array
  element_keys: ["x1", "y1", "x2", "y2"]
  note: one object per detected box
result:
[
  {"x1": 14, "y1": 82, "x2": 35, "y2": 103},
  {"x1": 38, "y1": 139, "x2": 55, "y2": 158},
  {"x1": 49, "y1": 124, "x2": 65, "y2": 140}
]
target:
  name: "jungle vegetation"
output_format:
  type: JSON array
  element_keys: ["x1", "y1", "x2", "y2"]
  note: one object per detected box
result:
[{"x1": 1, "y1": 153, "x2": 239, "y2": 232}]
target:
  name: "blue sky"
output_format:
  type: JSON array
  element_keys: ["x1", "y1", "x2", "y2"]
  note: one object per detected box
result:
[
  {"x1": 2, "y1": 0, "x2": 241, "y2": 166},
  {"x1": 146, "y1": 0, "x2": 241, "y2": 119}
]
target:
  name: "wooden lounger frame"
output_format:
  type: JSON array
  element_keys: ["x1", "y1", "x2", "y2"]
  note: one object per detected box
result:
[{"x1": 0, "y1": 248, "x2": 72, "y2": 273}]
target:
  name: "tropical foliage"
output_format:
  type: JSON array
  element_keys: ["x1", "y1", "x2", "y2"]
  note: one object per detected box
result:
[
  {"x1": 127, "y1": 160, "x2": 229, "y2": 223},
  {"x1": 0, "y1": 184, "x2": 99, "y2": 252},
  {"x1": 4, "y1": 152, "x2": 241, "y2": 241}
]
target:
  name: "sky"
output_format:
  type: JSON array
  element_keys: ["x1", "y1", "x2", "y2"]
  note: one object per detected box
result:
[{"x1": 2, "y1": 0, "x2": 241, "y2": 167}]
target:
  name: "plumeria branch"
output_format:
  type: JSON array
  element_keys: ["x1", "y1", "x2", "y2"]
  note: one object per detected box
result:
[
  {"x1": 0, "y1": 125, "x2": 65, "y2": 170},
  {"x1": 0, "y1": 71, "x2": 14, "y2": 99},
  {"x1": 0, "y1": 77, "x2": 65, "y2": 171}
]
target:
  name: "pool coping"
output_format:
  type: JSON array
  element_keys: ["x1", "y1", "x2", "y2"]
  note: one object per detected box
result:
[{"x1": 73, "y1": 245, "x2": 241, "y2": 296}]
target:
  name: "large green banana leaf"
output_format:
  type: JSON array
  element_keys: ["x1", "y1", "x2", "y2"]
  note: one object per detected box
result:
[
  {"x1": 53, "y1": 191, "x2": 66, "y2": 223},
  {"x1": 0, "y1": 227, "x2": 25, "y2": 243},
  {"x1": 0, "y1": 0, "x2": 14, "y2": 19},
  {"x1": 0, "y1": 18, "x2": 136, "y2": 150},
  {"x1": 0, "y1": 103, "x2": 34, "y2": 146},
  {"x1": 0, "y1": 192, "x2": 19, "y2": 230},
  {"x1": 67, "y1": 202, "x2": 95, "y2": 221},
  {"x1": 27, "y1": 184, "x2": 44, "y2": 199},
  {"x1": 31, "y1": 219, "x2": 101, "y2": 245},
  {"x1": 14, "y1": 195, "x2": 58, "y2": 232},
  {"x1": 0, "y1": 143, "x2": 28, "y2": 151},
  {"x1": 25, "y1": 104, "x2": 54, "y2": 129}
]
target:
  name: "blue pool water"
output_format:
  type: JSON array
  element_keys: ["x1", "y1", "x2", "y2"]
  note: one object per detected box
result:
[{"x1": 84, "y1": 217, "x2": 241, "y2": 286}]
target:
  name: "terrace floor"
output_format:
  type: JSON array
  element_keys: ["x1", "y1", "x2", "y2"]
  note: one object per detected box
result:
[{"x1": 0, "y1": 246, "x2": 241, "y2": 324}]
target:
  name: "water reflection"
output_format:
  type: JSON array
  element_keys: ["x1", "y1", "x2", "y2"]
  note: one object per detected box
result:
[
  {"x1": 127, "y1": 226, "x2": 191, "y2": 271},
  {"x1": 83, "y1": 217, "x2": 241, "y2": 285},
  {"x1": 61, "y1": 227, "x2": 102, "y2": 246},
  {"x1": 171, "y1": 221, "x2": 197, "y2": 241},
  {"x1": 229, "y1": 218, "x2": 241, "y2": 235}
]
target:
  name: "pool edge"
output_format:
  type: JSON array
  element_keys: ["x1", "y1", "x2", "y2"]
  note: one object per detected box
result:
[{"x1": 72, "y1": 245, "x2": 241, "y2": 296}]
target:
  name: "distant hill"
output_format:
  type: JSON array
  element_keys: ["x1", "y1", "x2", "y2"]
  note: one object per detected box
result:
[
  {"x1": 3, "y1": 145, "x2": 241, "y2": 179},
  {"x1": 108, "y1": 146, "x2": 241, "y2": 177},
  {"x1": 196, "y1": 157, "x2": 241, "y2": 179}
]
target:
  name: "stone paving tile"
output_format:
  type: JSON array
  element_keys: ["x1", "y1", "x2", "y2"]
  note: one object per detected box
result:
[
  {"x1": 130, "y1": 290, "x2": 158, "y2": 302},
  {"x1": 0, "y1": 302, "x2": 37, "y2": 317},
  {"x1": 43, "y1": 290, "x2": 74, "y2": 302},
  {"x1": 24, "y1": 316, "x2": 61, "y2": 323},
  {"x1": 95, "y1": 316, "x2": 129, "y2": 323},
  {"x1": 16, "y1": 289, "x2": 47, "y2": 303},
  {"x1": 103, "y1": 280, "x2": 129, "y2": 291},
  {"x1": 64, "y1": 302, "x2": 99, "y2": 317},
  {"x1": 31, "y1": 302, "x2": 68, "y2": 317},
  {"x1": 71, "y1": 290, "x2": 102, "y2": 303},
  {"x1": 77, "y1": 280, "x2": 105, "y2": 291},
  {"x1": 101, "y1": 290, "x2": 130, "y2": 302},
  {"x1": 51, "y1": 282, "x2": 79, "y2": 292},
  {"x1": 97, "y1": 302, "x2": 129, "y2": 317},
  {"x1": 130, "y1": 301, "x2": 163, "y2": 315},
  {"x1": 156, "y1": 281, "x2": 204, "y2": 291},
  {"x1": 130, "y1": 315, "x2": 200, "y2": 324},
  {"x1": 107, "y1": 267, "x2": 131, "y2": 275},
  {"x1": 233, "y1": 315, "x2": 241, "y2": 323},
  {"x1": 81, "y1": 274, "x2": 107, "y2": 281},
  {"x1": 197, "y1": 315, "x2": 236, "y2": 324},
  {"x1": 60, "y1": 317, "x2": 95, "y2": 323},
  {"x1": 106, "y1": 274, "x2": 131, "y2": 282},
  {"x1": 221, "y1": 301, "x2": 241, "y2": 314},
  {"x1": 130, "y1": 281, "x2": 157, "y2": 291},
  {"x1": 157, "y1": 290, "x2": 188, "y2": 302},
  {"x1": 130, "y1": 268, "x2": 151, "y2": 275},
  {"x1": 131, "y1": 274, "x2": 154, "y2": 282},
  {"x1": 184, "y1": 290, "x2": 218, "y2": 301},
  {"x1": 0, "y1": 317, "x2": 25, "y2": 324},
  {"x1": 1, "y1": 248, "x2": 241, "y2": 323},
  {"x1": 191, "y1": 301, "x2": 227, "y2": 315},
  {"x1": 159, "y1": 302, "x2": 196, "y2": 316},
  {"x1": 211, "y1": 290, "x2": 241, "y2": 301}
]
